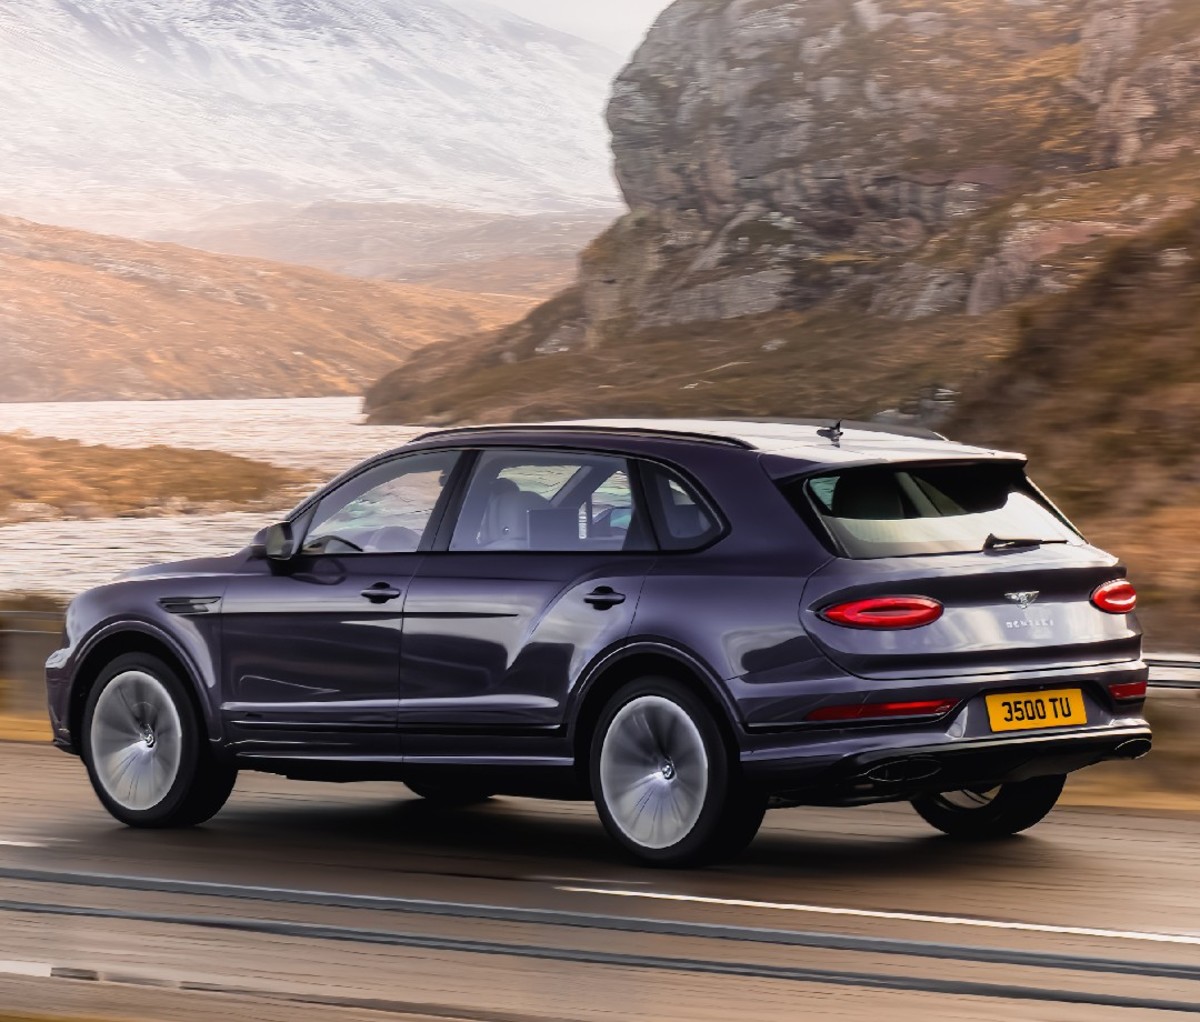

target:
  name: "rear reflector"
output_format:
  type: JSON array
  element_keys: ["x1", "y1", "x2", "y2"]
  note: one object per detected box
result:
[
  {"x1": 806, "y1": 699, "x2": 959, "y2": 723},
  {"x1": 1108, "y1": 680, "x2": 1148, "y2": 701},
  {"x1": 1092, "y1": 579, "x2": 1137, "y2": 614},
  {"x1": 821, "y1": 596, "x2": 944, "y2": 629}
]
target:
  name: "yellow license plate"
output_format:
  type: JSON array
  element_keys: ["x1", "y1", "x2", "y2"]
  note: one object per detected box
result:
[{"x1": 986, "y1": 688, "x2": 1087, "y2": 732}]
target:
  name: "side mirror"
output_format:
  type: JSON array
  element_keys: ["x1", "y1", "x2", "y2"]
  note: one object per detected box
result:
[{"x1": 257, "y1": 521, "x2": 298, "y2": 562}]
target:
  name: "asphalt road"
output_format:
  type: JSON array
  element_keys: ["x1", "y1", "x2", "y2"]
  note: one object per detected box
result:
[{"x1": 0, "y1": 742, "x2": 1198, "y2": 1021}]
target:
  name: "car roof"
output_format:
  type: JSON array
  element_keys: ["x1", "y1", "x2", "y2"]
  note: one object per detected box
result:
[{"x1": 412, "y1": 418, "x2": 1022, "y2": 468}]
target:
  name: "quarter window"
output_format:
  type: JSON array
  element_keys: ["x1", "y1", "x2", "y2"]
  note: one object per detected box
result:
[
  {"x1": 642, "y1": 463, "x2": 723, "y2": 550},
  {"x1": 304, "y1": 450, "x2": 458, "y2": 555}
]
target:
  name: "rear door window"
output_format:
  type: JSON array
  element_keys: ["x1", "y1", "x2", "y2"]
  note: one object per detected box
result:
[
  {"x1": 449, "y1": 450, "x2": 653, "y2": 552},
  {"x1": 788, "y1": 462, "x2": 1079, "y2": 558}
]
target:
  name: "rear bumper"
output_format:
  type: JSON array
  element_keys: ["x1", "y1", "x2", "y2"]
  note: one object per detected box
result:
[{"x1": 742, "y1": 723, "x2": 1152, "y2": 805}]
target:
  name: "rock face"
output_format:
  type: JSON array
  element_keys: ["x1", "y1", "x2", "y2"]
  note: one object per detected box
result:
[
  {"x1": 587, "y1": 0, "x2": 1200, "y2": 341},
  {"x1": 365, "y1": 0, "x2": 1200, "y2": 425}
]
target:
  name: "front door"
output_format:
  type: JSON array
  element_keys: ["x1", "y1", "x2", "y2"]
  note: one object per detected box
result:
[{"x1": 220, "y1": 449, "x2": 461, "y2": 758}]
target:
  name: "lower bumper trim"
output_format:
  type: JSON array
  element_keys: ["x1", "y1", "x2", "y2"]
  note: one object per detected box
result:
[{"x1": 748, "y1": 726, "x2": 1153, "y2": 806}]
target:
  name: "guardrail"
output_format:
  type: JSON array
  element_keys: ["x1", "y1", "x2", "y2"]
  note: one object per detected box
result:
[{"x1": 1146, "y1": 656, "x2": 1200, "y2": 690}]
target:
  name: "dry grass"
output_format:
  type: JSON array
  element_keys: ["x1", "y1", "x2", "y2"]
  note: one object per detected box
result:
[
  {"x1": 0, "y1": 433, "x2": 308, "y2": 523},
  {"x1": 0, "y1": 213, "x2": 533, "y2": 402}
]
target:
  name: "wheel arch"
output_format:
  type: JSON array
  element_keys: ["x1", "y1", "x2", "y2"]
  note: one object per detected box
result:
[
  {"x1": 69, "y1": 625, "x2": 218, "y2": 750},
  {"x1": 569, "y1": 642, "x2": 743, "y2": 782}
]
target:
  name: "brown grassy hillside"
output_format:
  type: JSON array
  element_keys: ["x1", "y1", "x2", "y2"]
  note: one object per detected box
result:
[
  {"x1": 0, "y1": 433, "x2": 308, "y2": 523},
  {"x1": 0, "y1": 214, "x2": 533, "y2": 402}
]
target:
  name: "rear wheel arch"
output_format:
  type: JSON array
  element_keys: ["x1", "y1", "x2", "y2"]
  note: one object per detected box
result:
[
  {"x1": 70, "y1": 629, "x2": 215, "y2": 749},
  {"x1": 570, "y1": 645, "x2": 742, "y2": 783}
]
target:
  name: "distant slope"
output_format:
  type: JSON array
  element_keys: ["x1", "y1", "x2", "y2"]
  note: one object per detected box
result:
[
  {"x1": 159, "y1": 201, "x2": 611, "y2": 299},
  {"x1": 0, "y1": 0, "x2": 621, "y2": 236},
  {"x1": 0, "y1": 215, "x2": 532, "y2": 402},
  {"x1": 949, "y1": 205, "x2": 1200, "y2": 642}
]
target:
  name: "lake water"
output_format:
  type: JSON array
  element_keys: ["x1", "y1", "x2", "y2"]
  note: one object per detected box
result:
[{"x1": 0, "y1": 397, "x2": 423, "y2": 597}]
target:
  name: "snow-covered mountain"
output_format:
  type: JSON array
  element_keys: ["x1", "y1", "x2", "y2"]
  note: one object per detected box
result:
[{"x1": 0, "y1": 0, "x2": 623, "y2": 235}]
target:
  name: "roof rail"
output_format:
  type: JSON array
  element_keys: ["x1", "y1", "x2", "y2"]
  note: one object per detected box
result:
[
  {"x1": 722, "y1": 418, "x2": 948, "y2": 442},
  {"x1": 411, "y1": 423, "x2": 755, "y2": 449}
]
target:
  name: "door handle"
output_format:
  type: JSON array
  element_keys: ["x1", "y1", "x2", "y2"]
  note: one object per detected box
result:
[
  {"x1": 361, "y1": 582, "x2": 403, "y2": 604},
  {"x1": 584, "y1": 586, "x2": 627, "y2": 610}
]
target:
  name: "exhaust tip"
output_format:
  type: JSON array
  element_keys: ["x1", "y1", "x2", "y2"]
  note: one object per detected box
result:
[
  {"x1": 1113, "y1": 738, "x2": 1152, "y2": 761},
  {"x1": 863, "y1": 757, "x2": 942, "y2": 785}
]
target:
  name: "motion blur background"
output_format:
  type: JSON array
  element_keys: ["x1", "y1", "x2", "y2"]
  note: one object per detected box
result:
[{"x1": 1, "y1": 1, "x2": 1199, "y2": 1019}]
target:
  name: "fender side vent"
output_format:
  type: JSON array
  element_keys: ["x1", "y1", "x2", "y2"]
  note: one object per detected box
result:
[{"x1": 158, "y1": 596, "x2": 221, "y2": 616}]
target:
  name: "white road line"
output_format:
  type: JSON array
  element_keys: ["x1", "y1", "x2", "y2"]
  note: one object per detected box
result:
[
  {"x1": 525, "y1": 875, "x2": 654, "y2": 886},
  {"x1": 0, "y1": 840, "x2": 43, "y2": 848},
  {"x1": 0, "y1": 960, "x2": 53, "y2": 978},
  {"x1": 559, "y1": 887, "x2": 1200, "y2": 946}
]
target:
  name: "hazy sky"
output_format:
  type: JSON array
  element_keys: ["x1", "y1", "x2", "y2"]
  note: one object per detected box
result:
[{"x1": 488, "y1": 0, "x2": 669, "y2": 55}]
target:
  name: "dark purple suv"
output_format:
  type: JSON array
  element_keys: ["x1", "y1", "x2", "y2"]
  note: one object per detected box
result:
[{"x1": 45, "y1": 420, "x2": 1152, "y2": 865}]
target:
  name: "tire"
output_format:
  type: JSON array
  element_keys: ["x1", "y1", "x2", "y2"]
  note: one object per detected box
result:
[
  {"x1": 590, "y1": 677, "x2": 765, "y2": 867},
  {"x1": 405, "y1": 780, "x2": 494, "y2": 806},
  {"x1": 911, "y1": 774, "x2": 1066, "y2": 839},
  {"x1": 81, "y1": 653, "x2": 236, "y2": 828}
]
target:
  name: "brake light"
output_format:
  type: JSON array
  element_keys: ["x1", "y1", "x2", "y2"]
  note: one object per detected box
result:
[
  {"x1": 806, "y1": 699, "x2": 959, "y2": 723},
  {"x1": 821, "y1": 596, "x2": 944, "y2": 629},
  {"x1": 1092, "y1": 579, "x2": 1137, "y2": 614},
  {"x1": 1108, "y1": 680, "x2": 1148, "y2": 701}
]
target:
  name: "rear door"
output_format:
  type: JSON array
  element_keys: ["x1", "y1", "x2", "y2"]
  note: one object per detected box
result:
[
  {"x1": 398, "y1": 448, "x2": 656, "y2": 732},
  {"x1": 791, "y1": 461, "x2": 1141, "y2": 679}
]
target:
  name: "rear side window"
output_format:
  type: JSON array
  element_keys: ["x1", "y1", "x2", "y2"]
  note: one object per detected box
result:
[
  {"x1": 787, "y1": 462, "x2": 1079, "y2": 559},
  {"x1": 450, "y1": 450, "x2": 653, "y2": 552}
]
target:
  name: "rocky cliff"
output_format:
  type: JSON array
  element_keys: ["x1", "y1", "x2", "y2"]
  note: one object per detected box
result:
[{"x1": 366, "y1": 0, "x2": 1200, "y2": 425}]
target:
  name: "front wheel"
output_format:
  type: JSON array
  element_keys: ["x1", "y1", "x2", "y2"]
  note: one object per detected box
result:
[
  {"x1": 82, "y1": 653, "x2": 236, "y2": 828},
  {"x1": 911, "y1": 774, "x2": 1066, "y2": 839},
  {"x1": 591, "y1": 677, "x2": 765, "y2": 867}
]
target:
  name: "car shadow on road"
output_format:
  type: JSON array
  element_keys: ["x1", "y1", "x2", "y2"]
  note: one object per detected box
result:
[{"x1": 78, "y1": 787, "x2": 1073, "y2": 888}]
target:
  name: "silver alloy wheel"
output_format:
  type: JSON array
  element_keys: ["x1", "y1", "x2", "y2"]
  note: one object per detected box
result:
[
  {"x1": 599, "y1": 695, "x2": 709, "y2": 851},
  {"x1": 935, "y1": 787, "x2": 1002, "y2": 811},
  {"x1": 90, "y1": 670, "x2": 184, "y2": 812}
]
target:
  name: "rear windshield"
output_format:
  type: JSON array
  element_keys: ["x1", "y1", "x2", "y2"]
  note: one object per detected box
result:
[{"x1": 787, "y1": 462, "x2": 1080, "y2": 559}]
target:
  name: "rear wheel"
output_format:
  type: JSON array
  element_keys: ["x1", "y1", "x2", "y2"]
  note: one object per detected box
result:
[
  {"x1": 591, "y1": 677, "x2": 765, "y2": 867},
  {"x1": 82, "y1": 653, "x2": 236, "y2": 828},
  {"x1": 911, "y1": 774, "x2": 1066, "y2": 839}
]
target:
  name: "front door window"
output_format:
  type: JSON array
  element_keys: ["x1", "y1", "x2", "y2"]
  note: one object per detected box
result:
[{"x1": 304, "y1": 450, "x2": 459, "y2": 555}]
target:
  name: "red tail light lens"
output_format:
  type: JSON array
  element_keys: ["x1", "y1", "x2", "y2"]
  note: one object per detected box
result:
[
  {"x1": 1092, "y1": 579, "x2": 1137, "y2": 614},
  {"x1": 1108, "y1": 680, "x2": 1148, "y2": 701},
  {"x1": 821, "y1": 596, "x2": 944, "y2": 629},
  {"x1": 806, "y1": 699, "x2": 960, "y2": 723}
]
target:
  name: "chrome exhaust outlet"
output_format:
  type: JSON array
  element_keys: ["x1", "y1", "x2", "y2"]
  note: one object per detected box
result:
[
  {"x1": 862, "y1": 757, "x2": 942, "y2": 785},
  {"x1": 1112, "y1": 738, "x2": 1152, "y2": 761}
]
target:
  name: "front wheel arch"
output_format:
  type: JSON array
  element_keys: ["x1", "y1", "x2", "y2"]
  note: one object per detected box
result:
[{"x1": 70, "y1": 629, "x2": 216, "y2": 753}]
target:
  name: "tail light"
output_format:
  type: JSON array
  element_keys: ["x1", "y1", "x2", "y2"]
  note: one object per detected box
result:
[
  {"x1": 821, "y1": 596, "x2": 944, "y2": 629},
  {"x1": 1108, "y1": 680, "x2": 1148, "y2": 701},
  {"x1": 806, "y1": 698, "x2": 959, "y2": 723},
  {"x1": 1092, "y1": 579, "x2": 1137, "y2": 614}
]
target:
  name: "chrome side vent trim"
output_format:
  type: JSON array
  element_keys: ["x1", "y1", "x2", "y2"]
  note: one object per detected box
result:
[{"x1": 158, "y1": 596, "x2": 221, "y2": 616}]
